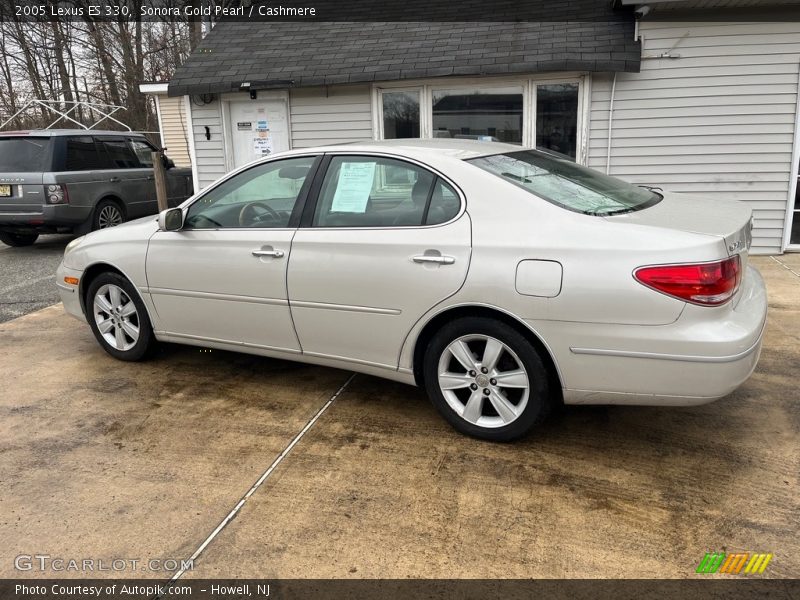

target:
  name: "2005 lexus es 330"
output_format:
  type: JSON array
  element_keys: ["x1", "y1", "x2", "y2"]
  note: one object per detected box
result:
[{"x1": 57, "y1": 140, "x2": 767, "y2": 441}]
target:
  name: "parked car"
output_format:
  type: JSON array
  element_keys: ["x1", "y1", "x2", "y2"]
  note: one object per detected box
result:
[
  {"x1": 0, "y1": 130, "x2": 192, "y2": 247},
  {"x1": 56, "y1": 140, "x2": 766, "y2": 441}
]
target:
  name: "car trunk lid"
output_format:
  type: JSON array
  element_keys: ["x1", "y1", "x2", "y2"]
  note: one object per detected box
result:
[{"x1": 604, "y1": 191, "x2": 754, "y2": 301}]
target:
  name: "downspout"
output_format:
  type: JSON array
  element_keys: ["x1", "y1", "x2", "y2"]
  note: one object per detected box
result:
[{"x1": 605, "y1": 72, "x2": 617, "y2": 175}]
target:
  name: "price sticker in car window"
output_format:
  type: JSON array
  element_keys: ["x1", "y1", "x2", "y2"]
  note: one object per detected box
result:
[{"x1": 331, "y1": 162, "x2": 376, "y2": 213}]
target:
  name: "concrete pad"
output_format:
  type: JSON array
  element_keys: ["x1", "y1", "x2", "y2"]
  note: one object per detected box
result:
[
  {"x1": 186, "y1": 260, "x2": 800, "y2": 579},
  {"x1": 189, "y1": 354, "x2": 800, "y2": 578},
  {"x1": 0, "y1": 306, "x2": 350, "y2": 579}
]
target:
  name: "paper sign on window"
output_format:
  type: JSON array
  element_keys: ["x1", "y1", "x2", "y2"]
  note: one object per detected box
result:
[{"x1": 331, "y1": 162, "x2": 376, "y2": 213}]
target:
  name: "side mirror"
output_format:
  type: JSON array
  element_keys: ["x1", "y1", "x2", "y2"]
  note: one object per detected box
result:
[
  {"x1": 158, "y1": 208, "x2": 184, "y2": 231},
  {"x1": 162, "y1": 155, "x2": 176, "y2": 169}
]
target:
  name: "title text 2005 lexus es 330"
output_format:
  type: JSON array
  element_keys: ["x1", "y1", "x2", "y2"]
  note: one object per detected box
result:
[{"x1": 56, "y1": 140, "x2": 767, "y2": 441}]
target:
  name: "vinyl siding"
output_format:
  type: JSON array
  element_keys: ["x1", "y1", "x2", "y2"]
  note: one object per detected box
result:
[
  {"x1": 289, "y1": 85, "x2": 373, "y2": 148},
  {"x1": 156, "y1": 95, "x2": 191, "y2": 168},
  {"x1": 190, "y1": 98, "x2": 226, "y2": 190},
  {"x1": 588, "y1": 21, "x2": 800, "y2": 254}
]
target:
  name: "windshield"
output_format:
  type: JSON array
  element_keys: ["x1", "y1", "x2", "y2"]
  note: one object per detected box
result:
[
  {"x1": 0, "y1": 137, "x2": 52, "y2": 172},
  {"x1": 467, "y1": 150, "x2": 661, "y2": 215}
]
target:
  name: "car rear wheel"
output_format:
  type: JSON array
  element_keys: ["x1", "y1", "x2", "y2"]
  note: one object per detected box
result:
[
  {"x1": 423, "y1": 317, "x2": 551, "y2": 442},
  {"x1": 86, "y1": 272, "x2": 156, "y2": 361},
  {"x1": 93, "y1": 200, "x2": 124, "y2": 230},
  {"x1": 0, "y1": 232, "x2": 39, "y2": 247}
]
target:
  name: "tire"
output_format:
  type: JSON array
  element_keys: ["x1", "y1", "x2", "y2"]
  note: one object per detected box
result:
[
  {"x1": 0, "y1": 232, "x2": 39, "y2": 247},
  {"x1": 92, "y1": 199, "x2": 124, "y2": 230},
  {"x1": 85, "y1": 272, "x2": 156, "y2": 361},
  {"x1": 423, "y1": 317, "x2": 551, "y2": 442}
]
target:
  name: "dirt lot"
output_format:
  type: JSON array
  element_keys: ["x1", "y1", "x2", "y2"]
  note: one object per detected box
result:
[{"x1": 0, "y1": 256, "x2": 798, "y2": 580}]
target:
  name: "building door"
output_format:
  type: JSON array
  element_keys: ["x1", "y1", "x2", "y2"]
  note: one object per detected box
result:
[{"x1": 228, "y1": 98, "x2": 290, "y2": 170}]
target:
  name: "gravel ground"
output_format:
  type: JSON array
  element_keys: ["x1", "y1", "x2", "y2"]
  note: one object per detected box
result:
[{"x1": 0, "y1": 234, "x2": 73, "y2": 323}]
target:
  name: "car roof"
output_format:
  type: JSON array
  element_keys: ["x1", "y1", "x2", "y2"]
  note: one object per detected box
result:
[
  {"x1": 284, "y1": 138, "x2": 523, "y2": 161},
  {"x1": 0, "y1": 129, "x2": 146, "y2": 138}
]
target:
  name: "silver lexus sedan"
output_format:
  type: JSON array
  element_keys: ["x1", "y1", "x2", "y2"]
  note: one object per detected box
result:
[{"x1": 56, "y1": 140, "x2": 767, "y2": 441}]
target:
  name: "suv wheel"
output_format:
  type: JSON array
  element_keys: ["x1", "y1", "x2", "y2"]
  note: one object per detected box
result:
[
  {"x1": 0, "y1": 232, "x2": 39, "y2": 247},
  {"x1": 93, "y1": 200, "x2": 124, "y2": 230},
  {"x1": 423, "y1": 317, "x2": 551, "y2": 442},
  {"x1": 86, "y1": 272, "x2": 156, "y2": 361}
]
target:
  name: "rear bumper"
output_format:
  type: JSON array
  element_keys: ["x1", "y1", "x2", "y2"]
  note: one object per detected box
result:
[
  {"x1": 530, "y1": 266, "x2": 768, "y2": 405},
  {"x1": 0, "y1": 204, "x2": 92, "y2": 232}
]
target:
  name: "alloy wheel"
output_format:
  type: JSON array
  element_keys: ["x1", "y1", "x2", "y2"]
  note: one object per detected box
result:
[
  {"x1": 93, "y1": 284, "x2": 139, "y2": 351},
  {"x1": 437, "y1": 334, "x2": 530, "y2": 429},
  {"x1": 97, "y1": 204, "x2": 123, "y2": 228}
]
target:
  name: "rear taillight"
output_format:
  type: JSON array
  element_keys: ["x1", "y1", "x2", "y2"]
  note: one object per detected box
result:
[
  {"x1": 44, "y1": 184, "x2": 69, "y2": 204},
  {"x1": 634, "y1": 255, "x2": 741, "y2": 306}
]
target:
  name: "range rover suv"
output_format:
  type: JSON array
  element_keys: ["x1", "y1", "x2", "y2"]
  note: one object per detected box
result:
[{"x1": 0, "y1": 130, "x2": 193, "y2": 246}]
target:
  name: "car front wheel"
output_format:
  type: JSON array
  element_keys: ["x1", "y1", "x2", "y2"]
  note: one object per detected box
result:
[
  {"x1": 423, "y1": 317, "x2": 551, "y2": 442},
  {"x1": 86, "y1": 272, "x2": 155, "y2": 361}
]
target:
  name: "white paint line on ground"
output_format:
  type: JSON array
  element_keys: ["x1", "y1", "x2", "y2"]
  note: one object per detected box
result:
[
  {"x1": 0, "y1": 274, "x2": 54, "y2": 297},
  {"x1": 165, "y1": 373, "x2": 357, "y2": 585},
  {"x1": 770, "y1": 255, "x2": 800, "y2": 278}
]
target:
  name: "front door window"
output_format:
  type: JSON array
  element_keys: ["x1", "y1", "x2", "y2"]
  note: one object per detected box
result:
[{"x1": 185, "y1": 156, "x2": 316, "y2": 229}]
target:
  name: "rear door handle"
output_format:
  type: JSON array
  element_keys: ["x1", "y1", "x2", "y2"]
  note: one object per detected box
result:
[
  {"x1": 108, "y1": 176, "x2": 121, "y2": 183},
  {"x1": 412, "y1": 255, "x2": 455, "y2": 265},
  {"x1": 252, "y1": 249, "x2": 285, "y2": 258}
]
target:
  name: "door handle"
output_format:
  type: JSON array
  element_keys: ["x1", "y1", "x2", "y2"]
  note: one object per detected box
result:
[
  {"x1": 252, "y1": 249, "x2": 285, "y2": 258},
  {"x1": 108, "y1": 176, "x2": 121, "y2": 183},
  {"x1": 412, "y1": 255, "x2": 455, "y2": 265}
]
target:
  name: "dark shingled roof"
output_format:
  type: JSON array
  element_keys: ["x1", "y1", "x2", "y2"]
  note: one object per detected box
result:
[{"x1": 168, "y1": 18, "x2": 640, "y2": 97}]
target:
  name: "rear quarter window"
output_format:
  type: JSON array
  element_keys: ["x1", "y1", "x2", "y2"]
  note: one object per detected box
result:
[{"x1": 0, "y1": 137, "x2": 52, "y2": 171}]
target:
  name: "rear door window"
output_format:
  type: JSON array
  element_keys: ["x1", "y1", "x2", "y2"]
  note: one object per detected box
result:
[
  {"x1": 313, "y1": 156, "x2": 460, "y2": 228},
  {"x1": 63, "y1": 136, "x2": 107, "y2": 171},
  {"x1": 98, "y1": 137, "x2": 139, "y2": 169}
]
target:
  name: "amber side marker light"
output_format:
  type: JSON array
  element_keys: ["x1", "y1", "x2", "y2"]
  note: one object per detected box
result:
[{"x1": 64, "y1": 276, "x2": 79, "y2": 286}]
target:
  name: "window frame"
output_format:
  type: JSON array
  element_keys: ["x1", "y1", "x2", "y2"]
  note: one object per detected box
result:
[
  {"x1": 300, "y1": 152, "x2": 466, "y2": 230},
  {"x1": 180, "y1": 154, "x2": 323, "y2": 231},
  {"x1": 372, "y1": 74, "x2": 588, "y2": 164}
]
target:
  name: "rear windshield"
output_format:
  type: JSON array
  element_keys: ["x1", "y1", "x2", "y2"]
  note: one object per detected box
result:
[
  {"x1": 0, "y1": 137, "x2": 52, "y2": 172},
  {"x1": 467, "y1": 150, "x2": 661, "y2": 215}
]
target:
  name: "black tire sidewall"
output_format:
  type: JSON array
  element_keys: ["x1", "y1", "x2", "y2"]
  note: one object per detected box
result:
[
  {"x1": 423, "y1": 317, "x2": 550, "y2": 442},
  {"x1": 92, "y1": 200, "x2": 124, "y2": 231},
  {"x1": 0, "y1": 232, "x2": 39, "y2": 246},
  {"x1": 85, "y1": 272, "x2": 154, "y2": 361}
]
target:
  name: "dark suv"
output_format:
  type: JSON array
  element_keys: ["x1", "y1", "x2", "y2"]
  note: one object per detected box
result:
[{"x1": 0, "y1": 130, "x2": 193, "y2": 246}]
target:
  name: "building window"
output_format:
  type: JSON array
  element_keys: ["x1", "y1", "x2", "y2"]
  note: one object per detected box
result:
[
  {"x1": 432, "y1": 87, "x2": 523, "y2": 144},
  {"x1": 535, "y1": 83, "x2": 579, "y2": 160},
  {"x1": 382, "y1": 91, "x2": 420, "y2": 139}
]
